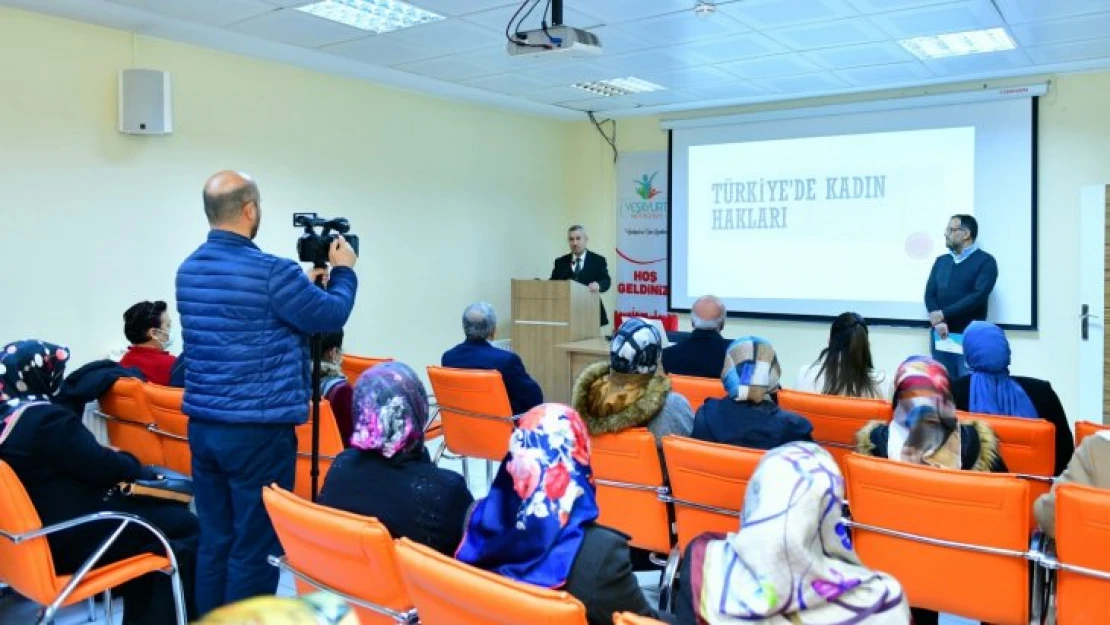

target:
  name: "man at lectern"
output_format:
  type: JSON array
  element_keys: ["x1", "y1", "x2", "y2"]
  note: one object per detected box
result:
[{"x1": 550, "y1": 224, "x2": 611, "y2": 327}]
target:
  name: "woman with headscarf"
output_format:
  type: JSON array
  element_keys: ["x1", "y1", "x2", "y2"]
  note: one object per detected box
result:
[
  {"x1": 318, "y1": 362, "x2": 473, "y2": 556},
  {"x1": 951, "y1": 321, "x2": 1073, "y2": 475},
  {"x1": 855, "y1": 355, "x2": 1006, "y2": 473},
  {"x1": 573, "y1": 318, "x2": 693, "y2": 440},
  {"x1": 0, "y1": 340, "x2": 198, "y2": 623},
  {"x1": 693, "y1": 337, "x2": 813, "y2": 450},
  {"x1": 673, "y1": 442, "x2": 909, "y2": 625},
  {"x1": 456, "y1": 403, "x2": 672, "y2": 625}
]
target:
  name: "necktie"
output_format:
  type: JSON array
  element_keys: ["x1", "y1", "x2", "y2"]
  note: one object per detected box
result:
[{"x1": 573, "y1": 257, "x2": 582, "y2": 279}]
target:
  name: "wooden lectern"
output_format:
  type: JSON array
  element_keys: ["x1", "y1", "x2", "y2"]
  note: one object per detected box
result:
[{"x1": 511, "y1": 280, "x2": 599, "y2": 404}]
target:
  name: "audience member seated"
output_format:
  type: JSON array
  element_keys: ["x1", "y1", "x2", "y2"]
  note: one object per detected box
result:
[
  {"x1": 796, "y1": 312, "x2": 891, "y2": 399},
  {"x1": 661, "y1": 295, "x2": 731, "y2": 378},
  {"x1": 119, "y1": 300, "x2": 178, "y2": 386},
  {"x1": 692, "y1": 337, "x2": 813, "y2": 450},
  {"x1": 456, "y1": 403, "x2": 673, "y2": 625},
  {"x1": 1034, "y1": 431, "x2": 1110, "y2": 538},
  {"x1": 856, "y1": 356, "x2": 1006, "y2": 473},
  {"x1": 318, "y1": 362, "x2": 472, "y2": 556},
  {"x1": 951, "y1": 321, "x2": 1073, "y2": 475},
  {"x1": 0, "y1": 340, "x2": 198, "y2": 624},
  {"x1": 673, "y1": 442, "x2": 909, "y2": 625},
  {"x1": 573, "y1": 318, "x2": 693, "y2": 439},
  {"x1": 442, "y1": 301, "x2": 543, "y2": 415},
  {"x1": 317, "y1": 330, "x2": 354, "y2": 445},
  {"x1": 197, "y1": 593, "x2": 356, "y2": 625}
]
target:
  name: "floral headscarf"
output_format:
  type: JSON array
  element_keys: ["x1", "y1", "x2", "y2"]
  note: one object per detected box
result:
[
  {"x1": 349, "y1": 362, "x2": 428, "y2": 458},
  {"x1": 455, "y1": 403, "x2": 598, "y2": 588},
  {"x1": 890, "y1": 356, "x2": 961, "y2": 469},
  {"x1": 690, "y1": 443, "x2": 908, "y2": 624},
  {"x1": 722, "y1": 337, "x2": 781, "y2": 403},
  {"x1": 0, "y1": 340, "x2": 70, "y2": 420}
]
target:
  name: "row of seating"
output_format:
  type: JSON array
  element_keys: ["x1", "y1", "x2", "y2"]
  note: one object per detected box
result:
[{"x1": 263, "y1": 483, "x2": 666, "y2": 625}]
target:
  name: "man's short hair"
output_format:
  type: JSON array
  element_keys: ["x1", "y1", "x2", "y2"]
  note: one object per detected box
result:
[
  {"x1": 691, "y1": 295, "x2": 727, "y2": 331},
  {"x1": 463, "y1": 302, "x2": 497, "y2": 341},
  {"x1": 568, "y1": 224, "x2": 586, "y2": 235},
  {"x1": 320, "y1": 330, "x2": 344, "y2": 354},
  {"x1": 952, "y1": 214, "x2": 978, "y2": 241},
  {"x1": 204, "y1": 180, "x2": 259, "y2": 225}
]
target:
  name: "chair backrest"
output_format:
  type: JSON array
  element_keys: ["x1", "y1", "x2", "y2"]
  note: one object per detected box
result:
[
  {"x1": 293, "y1": 400, "x2": 344, "y2": 501},
  {"x1": 666, "y1": 374, "x2": 726, "y2": 412},
  {"x1": 98, "y1": 378, "x2": 164, "y2": 466},
  {"x1": 393, "y1": 537, "x2": 588, "y2": 625},
  {"x1": 142, "y1": 384, "x2": 191, "y2": 476},
  {"x1": 590, "y1": 429, "x2": 671, "y2": 554},
  {"x1": 0, "y1": 461, "x2": 61, "y2": 604},
  {"x1": 1055, "y1": 482, "x2": 1110, "y2": 622},
  {"x1": 613, "y1": 613, "x2": 669, "y2": 625},
  {"x1": 262, "y1": 485, "x2": 413, "y2": 624},
  {"x1": 777, "y1": 389, "x2": 891, "y2": 473},
  {"x1": 426, "y1": 366, "x2": 515, "y2": 462},
  {"x1": 660, "y1": 435, "x2": 764, "y2": 550},
  {"x1": 844, "y1": 453, "x2": 1031, "y2": 623},
  {"x1": 1075, "y1": 420, "x2": 1110, "y2": 448},
  {"x1": 955, "y1": 411, "x2": 1056, "y2": 478},
  {"x1": 342, "y1": 355, "x2": 393, "y2": 387}
]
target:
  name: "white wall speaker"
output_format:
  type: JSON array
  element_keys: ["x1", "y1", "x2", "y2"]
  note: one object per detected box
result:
[{"x1": 118, "y1": 69, "x2": 173, "y2": 135}]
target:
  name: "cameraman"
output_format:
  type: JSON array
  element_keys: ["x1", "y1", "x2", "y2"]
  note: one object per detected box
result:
[{"x1": 176, "y1": 171, "x2": 357, "y2": 616}]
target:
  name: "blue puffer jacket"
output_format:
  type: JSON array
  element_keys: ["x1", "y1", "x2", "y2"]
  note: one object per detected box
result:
[{"x1": 175, "y1": 230, "x2": 358, "y2": 425}]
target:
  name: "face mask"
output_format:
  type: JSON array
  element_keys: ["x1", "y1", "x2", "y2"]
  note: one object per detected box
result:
[{"x1": 157, "y1": 329, "x2": 175, "y2": 351}]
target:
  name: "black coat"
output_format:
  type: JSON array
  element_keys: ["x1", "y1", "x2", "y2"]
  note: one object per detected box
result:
[
  {"x1": 54, "y1": 359, "x2": 145, "y2": 417},
  {"x1": 951, "y1": 375, "x2": 1074, "y2": 475},
  {"x1": 318, "y1": 448, "x2": 474, "y2": 556},
  {"x1": 692, "y1": 398, "x2": 814, "y2": 451},
  {"x1": 550, "y1": 250, "x2": 612, "y2": 326},
  {"x1": 564, "y1": 525, "x2": 675, "y2": 625},
  {"x1": 661, "y1": 330, "x2": 732, "y2": 379}
]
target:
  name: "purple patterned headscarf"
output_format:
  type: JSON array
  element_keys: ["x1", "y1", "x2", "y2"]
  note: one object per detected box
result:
[{"x1": 349, "y1": 362, "x2": 428, "y2": 458}]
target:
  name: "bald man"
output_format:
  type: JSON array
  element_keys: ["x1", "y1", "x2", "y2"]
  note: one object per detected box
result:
[
  {"x1": 662, "y1": 295, "x2": 732, "y2": 378},
  {"x1": 176, "y1": 171, "x2": 358, "y2": 615}
]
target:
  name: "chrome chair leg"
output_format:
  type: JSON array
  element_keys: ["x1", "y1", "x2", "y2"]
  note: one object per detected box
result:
[
  {"x1": 461, "y1": 458, "x2": 470, "y2": 490},
  {"x1": 486, "y1": 460, "x2": 493, "y2": 487},
  {"x1": 85, "y1": 597, "x2": 96, "y2": 622},
  {"x1": 103, "y1": 589, "x2": 114, "y2": 624},
  {"x1": 659, "y1": 546, "x2": 681, "y2": 613}
]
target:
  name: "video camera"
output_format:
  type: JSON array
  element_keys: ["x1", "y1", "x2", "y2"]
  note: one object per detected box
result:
[{"x1": 293, "y1": 212, "x2": 360, "y2": 267}]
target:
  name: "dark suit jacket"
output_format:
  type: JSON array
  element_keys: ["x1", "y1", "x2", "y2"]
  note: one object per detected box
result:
[
  {"x1": 661, "y1": 329, "x2": 732, "y2": 378},
  {"x1": 951, "y1": 374, "x2": 1074, "y2": 475},
  {"x1": 550, "y1": 250, "x2": 611, "y2": 326},
  {"x1": 564, "y1": 525, "x2": 675, "y2": 625},
  {"x1": 441, "y1": 339, "x2": 544, "y2": 415}
]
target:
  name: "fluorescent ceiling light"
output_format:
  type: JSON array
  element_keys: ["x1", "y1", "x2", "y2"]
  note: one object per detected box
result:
[
  {"x1": 899, "y1": 27, "x2": 1016, "y2": 60},
  {"x1": 297, "y1": 0, "x2": 444, "y2": 34},
  {"x1": 572, "y1": 77, "x2": 665, "y2": 97}
]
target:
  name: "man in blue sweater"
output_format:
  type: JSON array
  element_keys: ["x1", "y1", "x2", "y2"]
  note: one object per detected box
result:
[
  {"x1": 176, "y1": 171, "x2": 358, "y2": 615},
  {"x1": 924, "y1": 214, "x2": 998, "y2": 378}
]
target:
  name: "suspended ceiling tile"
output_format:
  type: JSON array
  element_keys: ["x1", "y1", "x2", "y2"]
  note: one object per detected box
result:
[
  {"x1": 384, "y1": 17, "x2": 500, "y2": 53},
  {"x1": 719, "y1": 0, "x2": 860, "y2": 30},
  {"x1": 869, "y1": 0, "x2": 1005, "y2": 39},
  {"x1": 394, "y1": 52, "x2": 503, "y2": 81},
  {"x1": 835, "y1": 60, "x2": 934, "y2": 85},
  {"x1": 993, "y1": 0, "x2": 1110, "y2": 24},
  {"x1": 260, "y1": 0, "x2": 313, "y2": 6},
  {"x1": 462, "y1": 71, "x2": 550, "y2": 94},
  {"x1": 679, "y1": 32, "x2": 790, "y2": 64},
  {"x1": 1025, "y1": 38, "x2": 1110, "y2": 65},
  {"x1": 518, "y1": 61, "x2": 613, "y2": 86},
  {"x1": 519, "y1": 85, "x2": 594, "y2": 104},
  {"x1": 719, "y1": 53, "x2": 822, "y2": 79},
  {"x1": 626, "y1": 89, "x2": 700, "y2": 106},
  {"x1": 921, "y1": 48, "x2": 1032, "y2": 75},
  {"x1": 320, "y1": 33, "x2": 444, "y2": 64},
  {"x1": 108, "y1": 0, "x2": 276, "y2": 26},
  {"x1": 845, "y1": 0, "x2": 956, "y2": 13},
  {"x1": 227, "y1": 8, "x2": 366, "y2": 47},
  {"x1": 556, "y1": 96, "x2": 632, "y2": 112},
  {"x1": 405, "y1": 0, "x2": 517, "y2": 17},
  {"x1": 623, "y1": 11, "x2": 748, "y2": 46},
  {"x1": 687, "y1": 80, "x2": 770, "y2": 100},
  {"x1": 765, "y1": 17, "x2": 890, "y2": 51},
  {"x1": 563, "y1": 0, "x2": 700, "y2": 24},
  {"x1": 1009, "y1": 13, "x2": 1110, "y2": 48},
  {"x1": 586, "y1": 25, "x2": 657, "y2": 55},
  {"x1": 638, "y1": 65, "x2": 742, "y2": 90},
  {"x1": 755, "y1": 71, "x2": 851, "y2": 93},
  {"x1": 462, "y1": 4, "x2": 604, "y2": 33},
  {"x1": 593, "y1": 48, "x2": 691, "y2": 75},
  {"x1": 803, "y1": 40, "x2": 915, "y2": 69}
]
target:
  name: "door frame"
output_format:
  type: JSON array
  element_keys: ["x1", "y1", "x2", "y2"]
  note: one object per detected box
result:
[{"x1": 1078, "y1": 184, "x2": 1108, "y2": 424}]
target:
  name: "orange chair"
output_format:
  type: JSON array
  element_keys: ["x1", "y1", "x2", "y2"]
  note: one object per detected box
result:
[
  {"x1": 613, "y1": 613, "x2": 669, "y2": 625},
  {"x1": 1074, "y1": 420, "x2": 1110, "y2": 448},
  {"x1": 666, "y1": 374, "x2": 726, "y2": 412},
  {"x1": 262, "y1": 485, "x2": 417, "y2": 624},
  {"x1": 96, "y1": 378, "x2": 164, "y2": 466},
  {"x1": 143, "y1": 384, "x2": 191, "y2": 476},
  {"x1": 426, "y1": 366, "x2": 515, "y2": 487},
  {"x1": 957, "y1": 411, "x2": 1056, "y2": 511},
  {"x1": 660, "y1": 435, "x2": 763, "y2": 551},
  {"x1": 293, "y1": 400, "x2": 344, "y2": 501},
  {"x1": 1052, "y1": 483, "x2": 1110, "y2": 623},
  {"x1": 394, "y1": 537, "x2": 588, "y2": 625},
  {"x1": 844, "y1": 453, "x2": 1032, "y2": 624},
  {"x1": 341, "y1": 354, "x2": 393, "y2": 386},
  {"x1": 590, "y1": 429, "x2": 674, "y2": 568},
  {"x1": 777, "y1": 389, "x2": 892, "y2": 473},
  {"x1": 0, "y1": 461, "x2": 187, "y2": 624}
]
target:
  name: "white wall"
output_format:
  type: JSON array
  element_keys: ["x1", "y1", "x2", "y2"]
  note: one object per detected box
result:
[
  {"x1": 0, "y1": 8, "x2": 575, "y2": 374},
  {"x1": 569, "y1": 74, "x2": 1110, "y2": 427}
]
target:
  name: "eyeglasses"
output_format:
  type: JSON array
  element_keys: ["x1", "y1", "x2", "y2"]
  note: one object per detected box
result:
[{"x1": 945, "y1": 227, "x2": 968, "y2": 234}]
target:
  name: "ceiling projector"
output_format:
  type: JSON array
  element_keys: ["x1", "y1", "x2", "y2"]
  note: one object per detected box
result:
[{"x1": 506, "y1": 25, "x2": 602, "y2": 59}]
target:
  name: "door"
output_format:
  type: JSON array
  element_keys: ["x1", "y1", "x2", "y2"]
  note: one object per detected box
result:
[{"x1": 1079, "y1": 185, "x2": 1109, "y2": 424}]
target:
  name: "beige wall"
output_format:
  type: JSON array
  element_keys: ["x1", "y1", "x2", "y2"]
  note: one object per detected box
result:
[
  {"x1": 0, "y1": 7, "x2": 575, "y2": 373},
  {"x1": 568, "y1": 73, "x2": 1110, "y2": 426}
]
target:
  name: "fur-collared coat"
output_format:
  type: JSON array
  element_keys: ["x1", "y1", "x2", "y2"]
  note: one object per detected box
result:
[
  {"x1": 855, "y1": 420, "x2": 1006, "y2": 473},
  {"x1": 572, "y1": 362, "x2": 693, "y2": 439}
]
